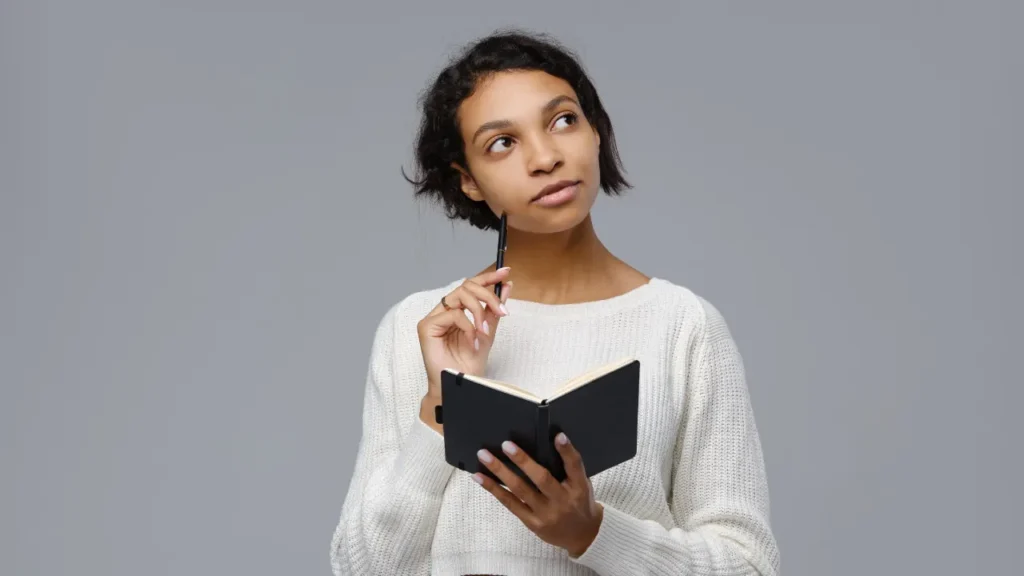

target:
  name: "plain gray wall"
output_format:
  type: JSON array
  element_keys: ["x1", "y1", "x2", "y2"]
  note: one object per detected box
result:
[{"x1": 3, "y1": 1, "x2": 1021, "y2": 575}]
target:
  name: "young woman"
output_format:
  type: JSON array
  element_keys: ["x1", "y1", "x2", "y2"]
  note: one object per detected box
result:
[{"x1": 330, "y1": 30, "x2": 780, "y2": 576}]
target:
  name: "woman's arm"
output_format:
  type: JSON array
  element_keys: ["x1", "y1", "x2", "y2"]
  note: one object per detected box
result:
[
  {"x1": 329, "y1": 303, "x2": 454, "y2": 576},
  {"x1": 571, "y1": 298, "x2": 781, "y2": 575}
]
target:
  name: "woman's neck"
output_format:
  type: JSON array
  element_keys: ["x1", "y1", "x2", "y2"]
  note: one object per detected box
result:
[{"x1": 484, "y1": 215, "x2": 647, "y2": 305}]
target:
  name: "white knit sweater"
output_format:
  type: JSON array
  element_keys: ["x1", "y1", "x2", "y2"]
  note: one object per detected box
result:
[{"x1": 330, "y1": 277, "x2": 780, "y2": 576}]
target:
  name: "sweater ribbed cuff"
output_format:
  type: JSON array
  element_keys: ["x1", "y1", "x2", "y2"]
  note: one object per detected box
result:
[
  {"x1": 392, "y1": 416, "x2": 454, "y2": 496},
  {"x1": 570, "y1": 502, "x2": 660, "y2": 574}
]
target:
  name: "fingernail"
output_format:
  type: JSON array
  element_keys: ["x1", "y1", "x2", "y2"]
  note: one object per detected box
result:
[
  {"x1": 498, "y1": 266, "x2": 510, "y2": 272},
  {"x1": 499, "y1": 304, "x2": 508, "y2": 316},
  {"x1": 502, "y1": 441, "x2": 518, "y2": 455},
  {"x1": 477, "y1": 449, "x2": 493, "y2": 463},
  {"x1": 474, "y1": 338, "x2": 480, "y2": 350},
  {"x1": 472, "y1": 474, "x2": 484, "y2": 485},
  {"x1": 482, "y1": 320, "x2": 490, "y2": 335},
  {"x1": 556, "y1": 433, "x2": 569, "y2": 446}
]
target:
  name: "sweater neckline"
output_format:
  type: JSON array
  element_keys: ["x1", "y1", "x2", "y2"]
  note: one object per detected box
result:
[{"x1": 451, "y1": 276, "x2": 667, "y2": 318}]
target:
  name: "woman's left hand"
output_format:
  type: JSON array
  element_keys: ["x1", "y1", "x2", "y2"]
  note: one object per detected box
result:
[{"x1": 473, "y1": 432, "x2": 603, "y2": 558}]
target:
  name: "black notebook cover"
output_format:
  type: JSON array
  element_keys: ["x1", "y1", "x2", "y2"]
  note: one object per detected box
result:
[{"x1": 436, "y1": 359, "x2": 640, "y2": 489}]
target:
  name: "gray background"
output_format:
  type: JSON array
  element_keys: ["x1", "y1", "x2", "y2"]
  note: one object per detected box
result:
[{"x1": 3, "y1": 1, "x2": 1020, "y2": 575}]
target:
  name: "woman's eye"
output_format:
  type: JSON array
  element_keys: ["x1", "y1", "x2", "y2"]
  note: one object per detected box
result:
[
  {"x1": 553, "y1": 113, "x2": 578, "y2": 130},
  {"x1": 488, "y1": 137, "x2": 513, "y2": 153}
]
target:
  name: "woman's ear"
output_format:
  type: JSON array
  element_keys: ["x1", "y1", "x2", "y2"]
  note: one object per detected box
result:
[{"x1": 452, "y1": 162, "x2": 484, "y2": 202}]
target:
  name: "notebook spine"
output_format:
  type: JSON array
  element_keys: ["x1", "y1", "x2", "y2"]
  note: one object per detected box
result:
[
  {"x1": 535, "y1": 402, "x2": 551, "y2": 470},
  {"x1": 435, "y1": 372, "x2": 465, "y2": 424}
]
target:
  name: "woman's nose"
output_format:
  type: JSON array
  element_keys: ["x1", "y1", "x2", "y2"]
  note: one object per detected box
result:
[{"x1": 525, "y1": 136, "x2": 564, "y2": 175}]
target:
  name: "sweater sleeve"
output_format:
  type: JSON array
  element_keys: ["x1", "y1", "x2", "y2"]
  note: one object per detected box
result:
[
  {"x1": 571, "y1": 298, "x2": 781, "y2": 576},
  {"x1": 329, "y1": 303, "x2": 455, "y2": 576}
]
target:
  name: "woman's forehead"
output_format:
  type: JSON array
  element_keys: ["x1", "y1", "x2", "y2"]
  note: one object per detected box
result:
[{"x1": 459, "y1": 70, "x2": 578, "y2": 126}]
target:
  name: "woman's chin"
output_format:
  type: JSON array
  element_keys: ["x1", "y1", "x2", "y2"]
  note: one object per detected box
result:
[{"x1": 516, "y1": 203, "x2": 594, "y2": 234}]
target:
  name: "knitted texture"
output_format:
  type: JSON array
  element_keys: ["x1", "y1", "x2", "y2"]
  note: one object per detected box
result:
[{"x1": 330, "y1": 277, "x2": 780, "y2": 576}]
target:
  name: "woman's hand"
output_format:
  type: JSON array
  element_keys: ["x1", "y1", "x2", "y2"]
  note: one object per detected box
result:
[
  {"x1": 417, "y1": 268, "x2": 512, "y2": 427},
  {"x1": 472, "y1": 432, "x2": 604, "y2": 558}
]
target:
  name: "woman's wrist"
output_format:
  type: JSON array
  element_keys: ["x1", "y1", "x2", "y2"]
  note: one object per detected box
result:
[{"x1": 419, "y1": 395, "x2": 444, "y2": 436}]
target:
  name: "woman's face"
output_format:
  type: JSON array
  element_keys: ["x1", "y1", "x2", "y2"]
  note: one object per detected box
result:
[{"x1": 454, "y1": 70, "x2": 602, "y2": 234}]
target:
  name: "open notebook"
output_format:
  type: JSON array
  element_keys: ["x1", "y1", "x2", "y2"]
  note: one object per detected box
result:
[{"x1": 434, "y1": 358, "x2": 640, "y2": 487}]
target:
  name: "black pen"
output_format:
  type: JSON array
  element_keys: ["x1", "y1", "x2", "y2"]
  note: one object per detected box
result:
[{"x1": 495, "y1": 213, "x2": 507, "y2": 296}]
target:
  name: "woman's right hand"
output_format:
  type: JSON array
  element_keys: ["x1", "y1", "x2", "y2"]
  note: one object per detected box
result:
[{"x1": 417, "y1": 267, "x2": 512, "y2": 400}]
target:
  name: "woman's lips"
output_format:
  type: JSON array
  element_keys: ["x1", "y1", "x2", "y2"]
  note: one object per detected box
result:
[{"x1": 530, "y1": 181, "x2": 580, "y2": 207}]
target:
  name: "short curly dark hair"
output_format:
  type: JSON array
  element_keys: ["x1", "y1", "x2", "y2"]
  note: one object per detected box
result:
[{"x1": 402, "y1": 29, "x2": 631, "y2": 231}]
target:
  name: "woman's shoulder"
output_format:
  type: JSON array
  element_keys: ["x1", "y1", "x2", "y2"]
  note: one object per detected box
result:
[
  {"x1": 642, "y1": 278, "x2": 743, "y2": 366},
  {"x1": 648, "y1": 278, "x2": 743, "y2": 366},
  {"x1": 646, "y1": 277, "x2": 728, "y2": 326}
]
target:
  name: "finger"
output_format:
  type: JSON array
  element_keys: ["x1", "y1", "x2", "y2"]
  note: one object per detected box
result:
[
  {"x1": 447, "y1": 308, "x2": 481, "y2": 350},
  {"x1": 501, "y1": 280, "x2": 512, "y2": 303},
  {"x1": 459, "y1": 278, "x2": 508, "y2": 320},
  {"x1": 448, "y1": 286, "x2": 489, "y2": 335},
  {"x1": 471, "y1": 472, "x2": 535, "y2": 525},
  {"x1": 477, "y1": 448, "x2": 545, "y2": 511},
  {"x1": 445, "y1": 278, "x2": 512, "y2": 342},
  {"x1": 426, "y1": 286, "x2": 487, "y2": 332},
  {"x1": 501, "y1": 440, "x2": 565, "y2": 500},
  {"x1": 554, "y1": 433, "x2": 588, "y2": 485},
  {"x1": 457, "y1": 283, "x2": 507, "y2": 346},
  {"x1": 467, "y1": 266, "x2": 511, "y2": 290},
  {"x1": 424, "y1": 308, "x2": 478, "y2": 350},
  {"x1": 426, "y1": 268, "x2": 511, "y2": 318},
  {"x1": 484, "y1": 280, "x2": 513, "y2": 335}
]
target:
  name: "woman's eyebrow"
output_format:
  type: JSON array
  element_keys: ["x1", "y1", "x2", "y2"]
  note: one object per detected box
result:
[
  {"x1": 540, "y1": 94, "x2": 579, "y2": 114},
  {"x1": 470, "y1": 95, "x2": 581, "y2": 144},
  {"x1": 471, "y1": 119, "x2": 513, "y2": 144}
]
